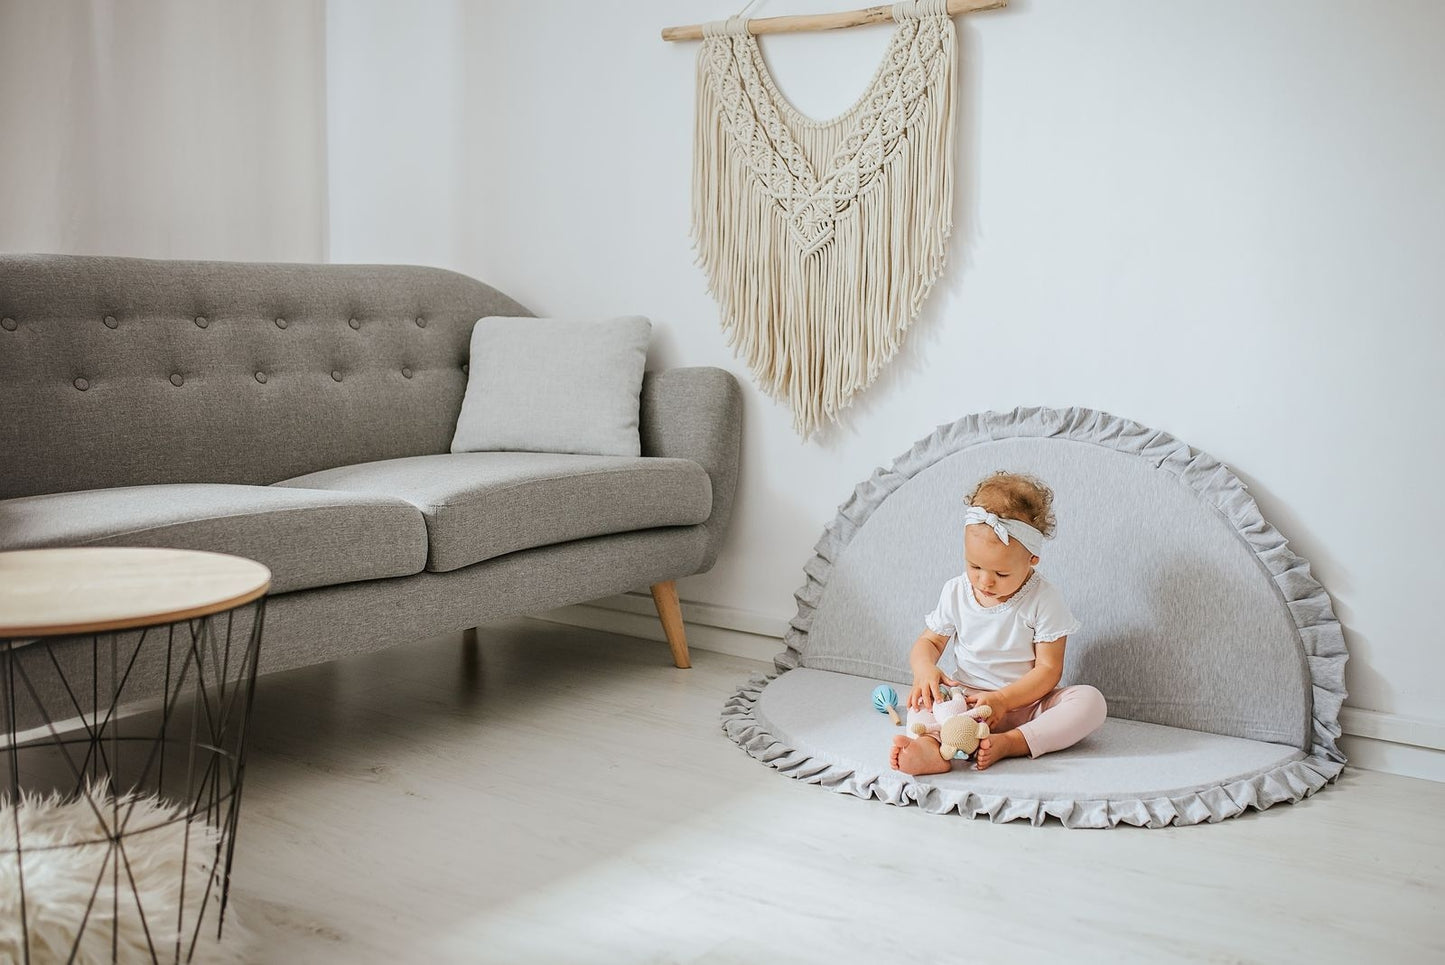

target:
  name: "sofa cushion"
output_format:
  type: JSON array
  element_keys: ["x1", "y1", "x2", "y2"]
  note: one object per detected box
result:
[
  {"x1": 0, "y1": 484, "x2": 428, "y2": 594},
  {"x1": 450, "y1": 315, "x2": 652, "y2": 457},
  {"x1": 274, "y1": 452, "x2": 713, "y2": 572}
]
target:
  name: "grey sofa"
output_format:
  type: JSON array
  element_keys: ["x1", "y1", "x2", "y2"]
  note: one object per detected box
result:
[{"x1": 0, "y1": 254, "x2": 741, "y2": 677}]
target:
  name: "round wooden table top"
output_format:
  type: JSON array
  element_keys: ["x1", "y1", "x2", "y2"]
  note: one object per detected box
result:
[{"x1": 0, "y1": 548, "x2": 272, "y2": 637}]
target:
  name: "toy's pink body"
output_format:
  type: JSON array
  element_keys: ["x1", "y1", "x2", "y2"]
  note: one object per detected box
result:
[{"x1": 904, "y1": 693, "x2": 977, "y2": 756}]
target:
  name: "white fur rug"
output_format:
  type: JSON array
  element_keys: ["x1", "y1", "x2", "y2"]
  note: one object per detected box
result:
[{"x1": 0, "y1": 788, "x2": 251, "y2": 964}]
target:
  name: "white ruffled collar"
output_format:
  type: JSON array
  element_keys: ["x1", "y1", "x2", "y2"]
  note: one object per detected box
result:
[{"x1": 963, "y1": 568, "x2": 1038, "y2": 615}]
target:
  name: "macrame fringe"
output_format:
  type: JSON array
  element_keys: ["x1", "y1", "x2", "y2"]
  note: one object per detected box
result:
[{"x1": 692, "y1": 5, "x2": 956, "y2": 438}]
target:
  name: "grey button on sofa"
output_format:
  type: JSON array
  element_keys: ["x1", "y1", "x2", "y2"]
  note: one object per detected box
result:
[{"x1": 0, "y1": 254, "x2": 741, "y2": 683}]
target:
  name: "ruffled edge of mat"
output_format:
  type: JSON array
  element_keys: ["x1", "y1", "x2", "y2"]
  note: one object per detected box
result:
[
  {"x1": 722, "y1": 674, "x2": 1345, "y2": 828},
  {"x1": 777, "y1": 405, "x2": 1348, "y2": 769}
]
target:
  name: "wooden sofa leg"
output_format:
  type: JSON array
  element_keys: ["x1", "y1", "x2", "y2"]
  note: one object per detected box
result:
[{"x1": 650, "y1": 581, "x2": 691, "y2": 669}]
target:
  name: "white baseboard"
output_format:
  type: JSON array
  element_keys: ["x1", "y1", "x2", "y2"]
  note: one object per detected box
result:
[
  {"x1": 1337, "y1": 736, "x2": 1445, "y2": 783},
  {"x1": 536, "y1": 595, "x2": 783, "y2": 664},
  {"x1": 1337, "y1": 707, "x2": 1445, "y2": 752},
  {"x1": 535, "y1": 593, "x2": 1445, "y2": 784}
]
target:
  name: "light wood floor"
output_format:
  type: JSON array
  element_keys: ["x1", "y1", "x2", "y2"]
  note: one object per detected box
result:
[{"x1": 229, "y1": 620, "x2": 1444, "y2": 964}]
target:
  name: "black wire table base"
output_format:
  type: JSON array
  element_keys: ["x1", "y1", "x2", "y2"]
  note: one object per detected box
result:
[{"x1": 2, "y1": 598, "x2": 265, "y2": 964}]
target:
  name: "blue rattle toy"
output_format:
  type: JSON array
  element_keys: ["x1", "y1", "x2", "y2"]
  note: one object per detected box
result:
[{"x1": 871, "y1": 685, "x2": 903, "y2": 725}]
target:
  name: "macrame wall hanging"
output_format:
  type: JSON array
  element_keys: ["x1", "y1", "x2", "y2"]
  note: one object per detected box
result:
[{"x1": 664, "y1": 1, "x2": 1007, "y2": 438}]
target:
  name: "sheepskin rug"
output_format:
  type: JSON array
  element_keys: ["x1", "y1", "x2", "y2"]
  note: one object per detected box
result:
[{"x1": 0, "y1": 788, "x2": 251, "y2": 963}]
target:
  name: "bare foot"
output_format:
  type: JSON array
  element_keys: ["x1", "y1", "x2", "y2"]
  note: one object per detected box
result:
[
  {"x1": 890, "y1": 734, "x2": 952, "y2": 776},
  {"x1": 975, "y1": 729, "x2": 1030, "y2": 770},
  {"x1": 889, "y1": 734, "x2": 911, "y2": 771}
]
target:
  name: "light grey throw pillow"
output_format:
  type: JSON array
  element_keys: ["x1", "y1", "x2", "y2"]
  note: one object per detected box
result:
[{"x1": 450, "y1": 315, "x2": 652, "y2": 456}]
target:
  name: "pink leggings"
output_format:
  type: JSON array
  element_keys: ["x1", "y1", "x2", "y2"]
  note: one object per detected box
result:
[{"x1": 972, "y1": 684, "x2": 1107, "y2": 757}]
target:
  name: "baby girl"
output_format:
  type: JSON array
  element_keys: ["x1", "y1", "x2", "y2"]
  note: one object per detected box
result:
[{"x1": 889, "y1": 471, "x2": 1107, "y2": 775}]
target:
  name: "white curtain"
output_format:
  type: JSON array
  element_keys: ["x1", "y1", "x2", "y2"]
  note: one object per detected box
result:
[{"x1": 0, "y1": 0, "x2": 326, "y2": 261}]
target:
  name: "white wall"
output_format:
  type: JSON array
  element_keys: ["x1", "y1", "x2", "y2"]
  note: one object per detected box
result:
[
  {"x1": 423, "y1": 1, "x2": 1445, "y2": 730},
  {"x1": 324, "y1": 0, "x2": 467, "y2": 268},
  {"x1": 0, "y1": 0, "x2": 326, "y2": 261}
]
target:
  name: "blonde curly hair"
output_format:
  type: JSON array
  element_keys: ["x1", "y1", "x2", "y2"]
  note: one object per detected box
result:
[{"x1": 965, "y1": 471, "x2": 1057, "y2": 539}]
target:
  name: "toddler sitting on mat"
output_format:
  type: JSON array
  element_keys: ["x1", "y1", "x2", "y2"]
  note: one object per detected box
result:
[{"x1": 890, "y1": 471, "x2": 1107, "y2": 775}]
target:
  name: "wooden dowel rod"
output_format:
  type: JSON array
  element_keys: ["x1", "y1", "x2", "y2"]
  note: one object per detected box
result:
[{"x1": 662, "y1": 0, "x2": 1006, "y2": 42}]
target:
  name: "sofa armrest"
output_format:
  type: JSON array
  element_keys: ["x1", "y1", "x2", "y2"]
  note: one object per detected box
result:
[{"x1": 639, "y1": 367, "x2": 742, "y2": 573}]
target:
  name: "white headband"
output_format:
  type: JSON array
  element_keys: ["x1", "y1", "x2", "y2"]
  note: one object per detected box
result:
[{"x1": 963, "y1": 505, "x2": 1045, "y2": 557}]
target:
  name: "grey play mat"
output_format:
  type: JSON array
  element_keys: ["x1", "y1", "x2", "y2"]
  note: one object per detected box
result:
[{"x1": 724, "y1": 407, "x2": 1347, "y2": 827}]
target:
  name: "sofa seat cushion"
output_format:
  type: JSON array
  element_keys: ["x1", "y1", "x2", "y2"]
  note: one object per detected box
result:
[
  {"x1": 0, "y1": 484, "x2": 428, "y2": 594},
  {"x1": 274, "y1": 452, "x2": 713, "y2": 572}
]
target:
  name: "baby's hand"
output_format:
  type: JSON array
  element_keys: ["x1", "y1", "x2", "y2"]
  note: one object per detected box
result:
[
  {"x1": 908, "y1": 669, "x2": 962, "y2": 710},
  {"x1": 966, "y1": 691, "x2": 1007, "y2": 723}
]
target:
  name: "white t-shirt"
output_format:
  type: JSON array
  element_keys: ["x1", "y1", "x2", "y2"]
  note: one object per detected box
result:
[{"x1": 923, "y1": 570, "x2": 1081, "y2": 691}]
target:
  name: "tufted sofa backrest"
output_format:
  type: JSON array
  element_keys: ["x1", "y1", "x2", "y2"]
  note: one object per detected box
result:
[{"x1": 0, "y1": 254, "x2": 531, "y2": 499}]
